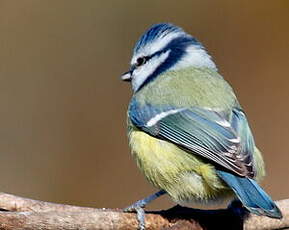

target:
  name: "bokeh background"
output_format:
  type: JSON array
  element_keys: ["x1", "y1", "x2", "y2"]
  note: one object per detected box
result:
[{"x1": 0, "y1": 1, "x2": 288, "y2": 210}]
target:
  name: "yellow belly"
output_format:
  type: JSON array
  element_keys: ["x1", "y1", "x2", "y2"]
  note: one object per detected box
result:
[{"x1": 128, "y1": 128, "x2": 233, "y2": 204}]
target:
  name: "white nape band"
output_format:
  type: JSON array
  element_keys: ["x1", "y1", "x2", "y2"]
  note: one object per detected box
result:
[
  {"x1": 172, "y1": 45, "x2": 217, "y2": 71},
  {"x1": 146, "y1": 108, "x2": 185, "y2": 127}
]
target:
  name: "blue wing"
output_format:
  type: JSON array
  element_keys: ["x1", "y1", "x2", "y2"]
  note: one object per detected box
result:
[{"x1": 129, "y1": 98, "x2": 255, "y2": 178}]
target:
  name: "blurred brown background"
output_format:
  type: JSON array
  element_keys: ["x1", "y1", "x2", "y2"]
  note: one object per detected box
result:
[{"x1": 0, "y1": 1, "x2": 288, "y2": 210}]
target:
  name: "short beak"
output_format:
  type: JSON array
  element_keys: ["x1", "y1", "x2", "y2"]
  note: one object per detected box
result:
[{"x1": 120, "y1": 71, "x2": 132, "y2": 82}]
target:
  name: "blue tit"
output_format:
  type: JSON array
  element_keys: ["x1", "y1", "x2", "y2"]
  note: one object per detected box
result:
[{"x1": 121, "y1": 23, "x2": 282, "y2": 225}]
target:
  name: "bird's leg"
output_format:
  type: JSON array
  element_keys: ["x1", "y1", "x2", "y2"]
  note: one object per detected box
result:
[
  {"x1": 125, "y1": 190, "x2": 166, "y2": 211},
  {"x1": 124, "y1": 190, "x2": 166, "y2": 230}
]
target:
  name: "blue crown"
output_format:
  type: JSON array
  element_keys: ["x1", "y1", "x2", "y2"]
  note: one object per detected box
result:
[{"x1": 134, "y1": 23, "x2": 202, "y2": 54}]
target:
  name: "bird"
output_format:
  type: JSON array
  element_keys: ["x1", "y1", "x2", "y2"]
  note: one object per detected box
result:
[{"x1": 121, "y1": 23, "x2": 282, "y2": 228}]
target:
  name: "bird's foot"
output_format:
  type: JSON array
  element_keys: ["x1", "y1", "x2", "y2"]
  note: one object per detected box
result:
[
  {"x1": 124, "y1": 198, "x2": 148, "y2": 212},
  {"x1": 124, "y1": 190, "x2": 166, "y2": 230},
  {"x1": 124, "y1": 200, "x2": 146, "y2": 230}
]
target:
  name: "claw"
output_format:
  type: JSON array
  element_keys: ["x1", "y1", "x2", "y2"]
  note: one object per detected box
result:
[
  {"x1": 123, "y1": 190, "x2": 166, "y2": 230},
  {"x1": 124, "y1": 199, "x2": 146, "y2": 212},
  {"x1": 135, "y1": 207, "x2": 145, "y2": 230},
  {"x1": 124, "y1": 203, "x2": 146, "y2": 230}
]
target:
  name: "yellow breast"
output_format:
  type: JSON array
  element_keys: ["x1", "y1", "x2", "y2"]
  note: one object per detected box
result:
[{"x1": 128, "y1": 126, "x2": 232, "y2": 204}]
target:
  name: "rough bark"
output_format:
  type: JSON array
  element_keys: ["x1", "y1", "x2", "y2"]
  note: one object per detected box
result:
[{"x1": 0, "y1": 192, "x2": 287, "y2": 230}]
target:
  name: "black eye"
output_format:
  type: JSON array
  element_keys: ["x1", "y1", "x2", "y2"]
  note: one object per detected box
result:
[{"x1": 136, "y1": 56, "x2": 147, "y2": 67}]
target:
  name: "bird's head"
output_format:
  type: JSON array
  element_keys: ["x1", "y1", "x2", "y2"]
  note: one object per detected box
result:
[{"x1": 121, "y1": 23, "x2": 217, "y2": 92}]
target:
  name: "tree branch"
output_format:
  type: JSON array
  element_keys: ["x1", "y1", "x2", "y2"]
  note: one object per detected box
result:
[{"x1": 0, "y1": 192, "x2": 287, "y2": 230}]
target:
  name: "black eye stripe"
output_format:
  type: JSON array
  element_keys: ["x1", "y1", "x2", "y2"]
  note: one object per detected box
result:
[{"x1": 135, "y1": 50, "x2": 167, "y2": 68}]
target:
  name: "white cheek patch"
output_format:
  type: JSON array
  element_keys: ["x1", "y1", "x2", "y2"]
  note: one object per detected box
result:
[
  {"x1": 131, "y1": 31, "x2": 184, "y2": 65},
  {"x1": 146, "y1": 108, "x2": 185, "y2": 127},
  {"x1": 132, "y1": 50, "x2": 171, "y2": 92},
  {"x1": 172, "y1": 45, "x2": 217, "y2": 71}
]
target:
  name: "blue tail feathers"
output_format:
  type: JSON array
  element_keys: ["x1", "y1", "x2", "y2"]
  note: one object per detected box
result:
[{"x1": 217, "y1": 170, "x2": 282, "y2": 219}]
